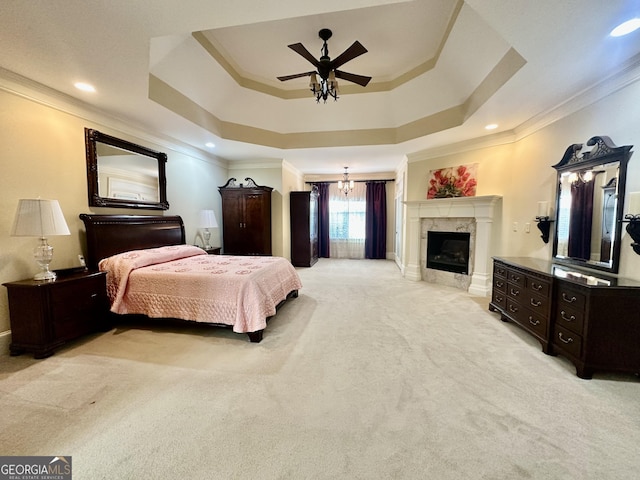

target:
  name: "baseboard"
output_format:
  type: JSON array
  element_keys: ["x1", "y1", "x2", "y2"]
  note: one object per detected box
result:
[{"x1": 0, "y1": 330, "x2": 11, "y2": 356}]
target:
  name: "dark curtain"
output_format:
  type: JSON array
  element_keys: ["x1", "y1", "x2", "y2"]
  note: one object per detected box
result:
[
  {"x1": 314, "y1": 183, "x2": 331, "y2": 258},
  {"x1": 568, "y1": 180, "x2": 595, "y2": 259},
  {"x1": 365, "y1": 181, "x2": 387, "y2": 259}
]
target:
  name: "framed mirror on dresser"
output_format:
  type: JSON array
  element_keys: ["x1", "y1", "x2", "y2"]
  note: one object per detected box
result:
[
  {"x1": 490, "y1": 136, "x2": 640, "y2": 379},
  {"x1": 551, "y1": 135, "x2": 632, "y2": 274}
]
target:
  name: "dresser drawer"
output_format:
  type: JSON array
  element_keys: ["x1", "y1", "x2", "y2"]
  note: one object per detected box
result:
[
  {"x1": 506, "y1": 299, "x2": 548, "y2": 338},
  {"x1": 493, "y1": 276, "x2": 507, "y2": 293},
  {"x1": 507, "y1": 282, "x2": 524, "y2": 300},
  {"x1": 555, "y1": 304, "x2": 585, "y2": 335},
  {"x1": 494, "y1": 263, "x2": 508, "y2": 279},
  {"x1": 526, "y1": 277, "x2": 550, "y2": 297},
  {"x1": 525, "y1": 291, "x2": 551, "y2": 317},
  {"x1": 507, "y1": 270, "x2": 525, "y2": 287},
  {"x1": 554, "y1": 325, "x2": 583, "y2": 358},
  {"x1": 556, "y1": 287, "x2": 586, "y2": 311},
  {"x1": 492, "y1": 289, "x2": 506, "y2": 309}
]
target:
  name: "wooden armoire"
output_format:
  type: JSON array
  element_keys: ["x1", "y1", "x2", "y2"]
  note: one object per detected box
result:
[
  {"x1": 218, "y1": 178, "x2": 272, "y2": 255},
  {"x1": 290, "y1": 188, "x2": 319, "y2": 267}
]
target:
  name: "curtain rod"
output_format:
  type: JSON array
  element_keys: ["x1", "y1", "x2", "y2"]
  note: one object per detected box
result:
[{"x1": 305, "y1": 179, "x2": 394, "y2": 184}]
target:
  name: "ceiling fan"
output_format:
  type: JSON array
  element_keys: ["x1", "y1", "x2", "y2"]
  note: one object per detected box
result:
[{"x1": 277, "y1": 28, "x2": 371, "y2": 103}]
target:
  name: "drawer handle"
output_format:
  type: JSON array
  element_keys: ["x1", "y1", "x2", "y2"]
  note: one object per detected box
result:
[
  {"x1": 495, "y1": 295, "x2": 503, "y2": 302},
  {"x1": 530, "y1": 298, "x2": 542, "y2": 307},
  {"x1": 531, "y1": 282, "x2": 543, "y2": 291},
  {"x1": 558, "y1": 332, "x2": 574, "y2": 344},
  {"x1": 509, "y1": 304, "x2": 518, "y2": 313},
  {"x1": 511, "y1": 275, "x2": 521, "y2": 282},
  {"x1": 528, "y1": 316, "x2": 540, "y2": 326},
  {"x1": 496, "y1": 281, "x2": 504, "y2": 288},
  {"x1": 510, "y1": 288, "x2": 520, "y2": 296},
  {"x1": 497, "y1": 268, "x2": 505, "y2": 275},
  {"x1": 560, "y1": 311, "x2": 576, "y2": 322},
  {"x1": 561, "y1": 293, "x2": 577, "y2": 303}
]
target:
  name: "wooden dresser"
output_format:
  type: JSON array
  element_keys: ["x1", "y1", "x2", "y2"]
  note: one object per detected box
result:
[
  {"x1": 490, "y1": 257, "x2": 640, "y2": 378},
  {"x1": 490, "y1": 257, "x2": 554, "y2": 354}
]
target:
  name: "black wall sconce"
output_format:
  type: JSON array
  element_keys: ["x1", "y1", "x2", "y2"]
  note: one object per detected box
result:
[
  {"x1": 535, "y1": 216, "x2": 554, "y2": 244},
  {"x1": 623, "y1": 214, "x2": 640, "y2": 255}
]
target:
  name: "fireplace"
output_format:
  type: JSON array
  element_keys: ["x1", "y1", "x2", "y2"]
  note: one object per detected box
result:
[
  {"x1": 403, "y1": 196, "x2": 502, "y2": 296},
  {"x1": 427, "y1": 231, "x2": 470, "y2": 274}
]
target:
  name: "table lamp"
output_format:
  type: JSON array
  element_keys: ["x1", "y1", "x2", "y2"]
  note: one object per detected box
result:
[{"x1": 11, "y1": 199, "x2": 71, "y2": 281}]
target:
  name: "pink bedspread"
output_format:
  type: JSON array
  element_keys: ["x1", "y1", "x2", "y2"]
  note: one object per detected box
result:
[{"x1": 99, "y1": 246, "x2": 302, "y2": 333}]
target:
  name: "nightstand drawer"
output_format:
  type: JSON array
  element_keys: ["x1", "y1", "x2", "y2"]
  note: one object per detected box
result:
[{"x1": 4, "y1": 270, "x2": 109, "y2": 358}]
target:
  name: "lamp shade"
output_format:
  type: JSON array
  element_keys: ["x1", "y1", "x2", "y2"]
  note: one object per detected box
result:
[
  {"x1": 198, "y1": 209, "x2": 218, "y2": 228},
  {"x1": 11, "y1": 199, "x2": 71, "y2": 237}
]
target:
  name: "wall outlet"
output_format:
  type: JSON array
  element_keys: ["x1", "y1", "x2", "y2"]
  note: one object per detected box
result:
[
  {"x1": 512, "y1": 222, "x2": 518, "y2": 232},
  {"x1": 524, "y1": 222, "x2": 531, "y2": 233},
  {"x1": 78, "y1": 254, "x2": 86, "y2": 267}
]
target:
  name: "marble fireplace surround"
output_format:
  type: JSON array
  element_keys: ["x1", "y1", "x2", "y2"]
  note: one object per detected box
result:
[{"x1": 404, "y1": 196, "x2": 502, "y2": 296}]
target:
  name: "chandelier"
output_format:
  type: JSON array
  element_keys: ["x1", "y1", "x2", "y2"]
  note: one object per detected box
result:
[
  {"x1": 309, "y1": 71, "x2": 338, "y2": 103},
  {"x1": 337, "y1": 167, "x2": 354, "y2": 196}
]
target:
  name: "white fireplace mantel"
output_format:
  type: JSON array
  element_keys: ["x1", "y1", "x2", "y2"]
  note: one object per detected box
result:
[{"x1": 403, "y1": 195, "x2": 502, "y2": 296}]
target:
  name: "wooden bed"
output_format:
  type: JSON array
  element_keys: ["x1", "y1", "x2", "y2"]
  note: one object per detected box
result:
[{"x1": 79, "y1": 214, "x2": 300, "y2": 342}]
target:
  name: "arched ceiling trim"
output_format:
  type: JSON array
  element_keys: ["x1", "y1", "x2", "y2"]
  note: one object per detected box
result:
[
  {"x1": 191, "y1": 0, "x2": 464, "y2": 100},
  {"x1": 148, "y1": 47, "x2": 525, "y2": 150}
]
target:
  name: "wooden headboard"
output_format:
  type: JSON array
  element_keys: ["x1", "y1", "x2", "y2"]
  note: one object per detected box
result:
[{"x1": 79, "y1": 214, "x2": 186, "y2": 270}]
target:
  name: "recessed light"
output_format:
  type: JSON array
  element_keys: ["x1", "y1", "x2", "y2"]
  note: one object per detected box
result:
[
  {"x1": 485, "y1": 124, "x2": 498, "y2": 130},
  {"x1": 205, "y1": 142, "x2": 215, "y2": 148},
  {"x1": 74, "y1": 82, "x2": 95, "y2": 92},
  {"x1": 610, "y1": 18, "x2": 640, "y2": 37}
]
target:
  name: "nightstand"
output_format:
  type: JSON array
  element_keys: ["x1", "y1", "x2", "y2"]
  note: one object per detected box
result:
[
  {"x1": 3, "y1": 269, "x2": 110, "y2": 358},
  {"x1": 203, "y1": 247, "x2": 221, "y2": 255}
]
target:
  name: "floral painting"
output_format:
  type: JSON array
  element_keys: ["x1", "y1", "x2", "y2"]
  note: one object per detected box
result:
[{"x1": 427, "y1": 163, "x2": 478, "y2": 199}]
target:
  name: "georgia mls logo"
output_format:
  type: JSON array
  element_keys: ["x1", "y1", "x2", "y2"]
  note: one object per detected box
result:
[{"x1": 0, "y1": 456, "x2": 72, "y2": 480}]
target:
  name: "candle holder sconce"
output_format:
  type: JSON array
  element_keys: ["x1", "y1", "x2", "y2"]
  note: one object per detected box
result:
[
  {"x1": 535, "y1": 216, "x2": 554, "y2": 244},
  {"x1": 623, "y1": 214, "x2": 640, "y2": 255}
]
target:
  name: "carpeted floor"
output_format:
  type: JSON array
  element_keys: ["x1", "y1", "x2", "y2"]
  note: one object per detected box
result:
[{"x1": 1, "y1": 258, "x2": 639, "y2": 479}]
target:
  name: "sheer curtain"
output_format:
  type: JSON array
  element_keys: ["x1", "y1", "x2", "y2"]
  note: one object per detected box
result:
[{"x1": 329, "y1": 181, "x2": 366, "y2": 258}]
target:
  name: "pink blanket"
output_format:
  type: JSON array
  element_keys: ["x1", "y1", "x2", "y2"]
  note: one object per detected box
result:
[{"x1": 99, "y1": 246, "x2": 302, "y2": 333}]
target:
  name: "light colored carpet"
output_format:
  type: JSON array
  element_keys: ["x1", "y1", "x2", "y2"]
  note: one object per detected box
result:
[{"x1": 1, "y1": 258, "x2": 639, "y2": 479}]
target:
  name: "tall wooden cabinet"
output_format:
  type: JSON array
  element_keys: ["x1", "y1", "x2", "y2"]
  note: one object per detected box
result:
[
  {"x1": 219, "y1": 178, "x2": 272, "y2": 255},
  {"x1": 290, "y1": 188, "x2": 319, "y2": 267}
]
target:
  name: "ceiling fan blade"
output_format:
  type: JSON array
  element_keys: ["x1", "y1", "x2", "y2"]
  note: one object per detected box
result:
[
  {"x1": 335, "y1": 70, "x2": 372, "y2": 87},
  {"x1": 277, "y1": 71, "x2": 316, "y2": 82},
  {"x1": 287, "y1": 43, "x2": 320, "y2": 67},
  {"x1": 330, "y1": 41, "x2": 368, "y2": 70}
]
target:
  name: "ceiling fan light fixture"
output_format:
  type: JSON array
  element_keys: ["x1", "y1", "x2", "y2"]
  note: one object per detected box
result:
[{"x1": 278, "y1": 28, "x2": 371, "y2": 104}]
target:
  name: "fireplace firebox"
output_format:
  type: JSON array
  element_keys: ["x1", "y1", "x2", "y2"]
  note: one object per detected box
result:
[{"x1": 427, "y1": 231, "x2": 471, "y2": 274}]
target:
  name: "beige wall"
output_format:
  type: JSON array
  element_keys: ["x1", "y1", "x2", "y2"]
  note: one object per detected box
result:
[
  {"x1": 0, "y1": 89, "x2": 230, "y2": 352},
  {"x1": 404, "y1": 77, "x2": 640, "y2": 280}
]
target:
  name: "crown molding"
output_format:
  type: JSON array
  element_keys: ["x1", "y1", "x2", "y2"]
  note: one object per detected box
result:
[{"x1": 0, "y1": 67, "x2": 226, "y2": 169}]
